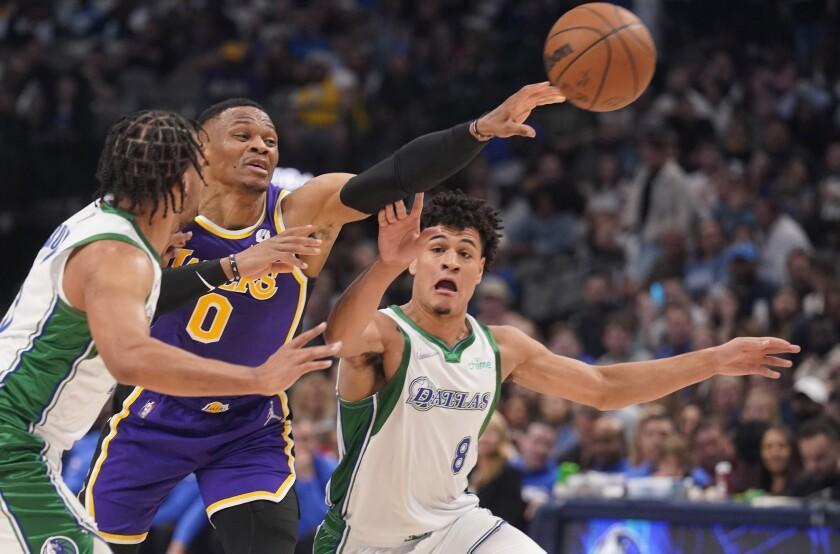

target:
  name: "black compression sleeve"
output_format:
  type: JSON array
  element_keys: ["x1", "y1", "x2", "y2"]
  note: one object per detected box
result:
[
  {"x1": 155, "y1": 260, "x2": 228, "y2": 315},
  {"x1": 339, "y1": 122, "x2": 486, "y2": 213}
]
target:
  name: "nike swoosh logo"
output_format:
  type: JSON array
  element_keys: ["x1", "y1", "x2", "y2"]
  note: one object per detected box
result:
[{"x1": 416, "y1": 351, "x2": 438, "y2": 360}]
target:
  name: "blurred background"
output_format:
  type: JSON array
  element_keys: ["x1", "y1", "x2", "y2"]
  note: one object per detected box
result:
[{"x1": 1, "y1": 0, "x2": 839, "y2": 553}]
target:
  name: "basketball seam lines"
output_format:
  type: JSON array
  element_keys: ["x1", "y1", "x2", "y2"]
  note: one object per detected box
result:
[
  {"x1": 611, "y1": 5, "x2": 640, "y2": 99},
  {"x1": 589, "y1": 34, "x2": 612, "y2": 110},
  {"x1": 548, "y1": 22, "x2": 644, "y2": 84},
  {"x1": 546, "y1": 25, "x2": 605, "y2": 41},
  {"x1": 582, "y1": 4, "x2": 641, "y2": 103}
]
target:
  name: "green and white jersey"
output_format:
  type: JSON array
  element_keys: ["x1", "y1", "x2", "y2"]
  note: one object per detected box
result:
[
  {"x1": 321, "y1": 305, "x2": 502, "y2": 550},
  {"x1": 0, "y1": 200, "x2": 160, "y2": 468}
]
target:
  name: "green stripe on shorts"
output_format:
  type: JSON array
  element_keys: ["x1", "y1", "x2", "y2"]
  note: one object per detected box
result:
[{"x1": 0, "y1": 425, "x2": 95, "y2": 553}]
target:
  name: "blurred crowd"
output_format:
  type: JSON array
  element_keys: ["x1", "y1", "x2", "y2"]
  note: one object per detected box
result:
[{"x1": 3, "y1": 0, "x2": 840, "y2": 552}]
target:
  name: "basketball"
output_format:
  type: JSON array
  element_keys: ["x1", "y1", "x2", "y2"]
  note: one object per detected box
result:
[{"x1": 544, "y1": 2, "x2": 656, "y2": 112}]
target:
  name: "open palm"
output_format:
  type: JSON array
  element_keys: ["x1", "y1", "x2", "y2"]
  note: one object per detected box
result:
[{"x1": 377, "y1": 193, "x2": 439, "y2": 270}]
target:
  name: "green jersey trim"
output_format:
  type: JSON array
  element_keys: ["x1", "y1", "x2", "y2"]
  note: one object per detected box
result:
[
  {"x1": 372, "y1": 327, "x2": 410, "y2": 436},
  {"x1": 0, "y1": 299, "x2": 92, "y2": 431},
  {"x1": 389, "y1": 304, "x2": 475, "y2": 363},
  {"x1": 478, "y1": 322, "x2": 502, "y2": 437},
  {"x1": 99, "y1": 202, "x2": 161, "y2": 262}
]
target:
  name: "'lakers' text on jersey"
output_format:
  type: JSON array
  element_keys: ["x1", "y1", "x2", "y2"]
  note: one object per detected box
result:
[{"x1": 151, "y1": 184, "x2": 307, "y2": 412}]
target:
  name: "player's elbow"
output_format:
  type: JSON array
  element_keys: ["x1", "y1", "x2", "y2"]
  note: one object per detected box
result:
[
  {"x1": 588, "y1": 367, "x2": 623, "y2": 411},
  {"x1": 100, "y1": 342, "x2": 147, "y2": 385}
]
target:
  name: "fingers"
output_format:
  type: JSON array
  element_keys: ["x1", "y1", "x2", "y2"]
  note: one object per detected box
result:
[
  {"x1": 410, "y1": 193, "x2": 425, "y2": 217},
  {"x1": 378, "y1": 208, "x2": 387, "y2": 226},
  {"x1": 279, "y1": 225, "x2": 316, "y2": 237},
  {"x1": 298, "y1": 359, "x2": 336, "y2": 374},
  {"x1": 504, "y1": 123, "x2": 536, "y2": 138},
  {"x1": 757, "y1": 368, "x2": 782, "y2": 379},
  {"x1": 287, "y1": 322, "x2": 327, "y2": 348},
  {"x1": 296, "y1": 341, "x2": 343, "y2": 361},
  {"x1": 746, "y1": 337, "x2": 801, "y2": 353},
  {"x1": 395, "y1": 199, "x2": 408, "y2": 220},
  {"x1": 762, "y1": 356, "x2": 793, "y2": 368},
  {"x1": 384, "y1": 203, "x2": 398, "y2": 224}
]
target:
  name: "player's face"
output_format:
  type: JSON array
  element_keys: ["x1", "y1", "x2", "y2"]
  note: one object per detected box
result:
[
  {"x1": 203, "y1": 107, "x2": 279, "y2": 192},
  {"x1": 409, "y1": 226, "x2": 485, "y2": 317}
]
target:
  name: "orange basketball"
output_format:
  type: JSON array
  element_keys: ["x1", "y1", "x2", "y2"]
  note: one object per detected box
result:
[{"x1": 543, "y1": 2, "x2": 656, "y2": 112}]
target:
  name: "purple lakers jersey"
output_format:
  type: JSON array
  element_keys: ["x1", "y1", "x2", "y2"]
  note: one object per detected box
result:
[{"x1": 151, "y1": 184, "x2": 307, "y2": 411}]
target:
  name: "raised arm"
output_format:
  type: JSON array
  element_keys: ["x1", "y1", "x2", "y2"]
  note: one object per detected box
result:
[
  {"x1": 64, "y1": 241, "x2": 339, "y2": 396},
  {"x1": 283, "y1": 83, "x2": 565, "y2": 275},
  {"x1": 493, "y1": 325, "x2": 799, "y2": 410}
]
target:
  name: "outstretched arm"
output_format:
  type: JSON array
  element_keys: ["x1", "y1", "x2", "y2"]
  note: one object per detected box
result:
[
  {"x1": 64, "y1": 241, "x2": 339, "y2": 396},
  {"x1": 493, "y1": 325, "x2": 799, "y2": 410},
  {"x1": 284, "y1": 83, "x2": 565, "y2": 275}
]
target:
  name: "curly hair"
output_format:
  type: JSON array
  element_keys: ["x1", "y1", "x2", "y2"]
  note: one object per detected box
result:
[
  {"x1": 95, "y1": 110, "x2": 204, "y2": 220},
  {"x1": 420, "y1": 190, "x2": 502, "y2": 266}
]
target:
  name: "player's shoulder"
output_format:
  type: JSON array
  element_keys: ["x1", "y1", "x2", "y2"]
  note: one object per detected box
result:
[{"x1": 70, "y1": 239, "x2": 155, "y2": 285}]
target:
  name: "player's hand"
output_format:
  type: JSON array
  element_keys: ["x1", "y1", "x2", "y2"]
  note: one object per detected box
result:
[
  {"x1": 235, "y1": 225, "x2": 322, "y2": 277},
  {"x1": 377, "y1": 194, "x2": 440, "y2": 271},
  {"x1": 473, "y1": 82, "x2": 566, "y2": 140},
  {"x1": 162, "y1": 231, "x2": 192, "y2": 267},
  {"x1": 712, "y1": 337, "x2": 800, "y2": 379},
  {"x1": 254, "y1": 322, "x2": 341, "y2": 395}
]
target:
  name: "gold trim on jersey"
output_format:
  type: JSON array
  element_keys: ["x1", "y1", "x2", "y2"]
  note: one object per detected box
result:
[
  {"x1": 193, "y1": 194, "x2": 268, "y2": 239},
  {"x1": 204, "y1": 392, "x2": 296, "y2": 518},
  {"x1": 274, "y1": 189, "x2": 308, "y2": 343},
  {"x1": 85, "y1": 387, "x2": 144, "y2": 528}
]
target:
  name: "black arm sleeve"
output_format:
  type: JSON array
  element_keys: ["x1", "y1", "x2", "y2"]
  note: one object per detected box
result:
[
  {"x1": 339, "y1": 122, "x2": 486, "y2": 214},
  {"x1": 155, "y1": 260, "x2": 229, "y2": 315}
]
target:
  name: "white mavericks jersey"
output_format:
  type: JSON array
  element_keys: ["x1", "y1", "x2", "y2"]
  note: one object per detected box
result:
[
  {"x1": 0, "y1": 200, "x2": 161, "y2": 468},
  {"x1": 318, "y1": 305, "x2": 502, "y2": 551}
]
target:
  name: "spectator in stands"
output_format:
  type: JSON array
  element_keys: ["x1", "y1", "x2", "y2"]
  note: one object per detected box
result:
[
  {"x1": 709, "y1": 376, "x2": 745, "y2": 430},
  {"x1": 623, "y1": 130, "x2": 694, "y2": 279},
  {"x1": 791, "y1": 420, "x2": 840, "y2": 500},
  {"x1": 725, "y1": 242, "x2": 776, "y2": 321},
  {"x1": 293, "y1": 419, "x2": 338, "y2": 550},
  {"x1": 570, "y1": 271, "x2": 618, "y2": 360},
  {"x1": 475, "y1": 276, "x2": 540, "y2": 339},
  {"x1": 512, "y1": 421, "x2": 558, "y2": 503},
  {"x1": 791, "y1": 376, "x2": 828, "y2": 429},
  {"x1": 759, "y1": 426, "x2": 799, "y2": 496},
  {"x1": 582, "y1": 416, "x2": 629, "y2": 474},
  {"x1": 729, "y1": 420, "x2": 768, "y2": 493},
  {"x1": 756, "y1": 197, "x2": 812, "y2": 288},
  {"x1": 684, "y1": 219, "x2": 728, "y2": 298},
  {"x1": 693, "y1": 420, "x2": 733, "y2": 487},
  {"x1": 654, "y1": 304, "x2": 694, "y2": 358},
  {"x1": 627, "y1": 411, "x2": 675, "y2": 476},
  {"x1": 469, "y1": 413, "x2": 527, "y2": 530},
  {"x1": 597, "y1": 311, "x2": 650, "y2": 364},
  {"x1": 741, "y1": 386, "x2": 780, "y2": 425},
  {"x1": 654, "y1": 435, "x2": 692, "y2": 479},
  {"x1": 555, "y1": 404, "x2": 600, "y2": 466}
]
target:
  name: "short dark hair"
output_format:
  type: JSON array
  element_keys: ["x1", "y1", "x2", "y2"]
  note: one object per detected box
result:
[
  {"x1": 798, "y1": 419, "x2": 838, "y2": 443},
  {"x1": 95, "y1": 110, "x2": 204, "y2": 220},
  {"x1": 420, "y1": 190, "x2": 502, "y2": 266},
  {"x1": 197, "y1": 98, "x2": 268, "y2": 125}
]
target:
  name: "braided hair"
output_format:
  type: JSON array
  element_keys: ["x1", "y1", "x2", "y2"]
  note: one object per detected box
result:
[
  {"x1": 420, "y1": 190, "x2": 503, "y2": 266},
  {"x1": 95, "y1": 110, "x2": 205, "y2": 220}
]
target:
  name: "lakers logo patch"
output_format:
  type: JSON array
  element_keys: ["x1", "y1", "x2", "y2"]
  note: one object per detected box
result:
[
  {"x1": 202, "y1": 401, "x2": 230, "y2": 414},
  {"x1": 256, "y1": 228, "x2": 271, "y2": 243}
]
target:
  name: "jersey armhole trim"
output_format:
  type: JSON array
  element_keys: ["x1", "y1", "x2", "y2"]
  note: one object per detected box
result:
[
  {"x1": 57, "y1": 233, "x2": 150, "y2": 311},
  {"x1": 478, "y1": 323, "x2": 501, "y2": 437},
  {"x1": 371, "y1": 327, "x2": 411, "y2": 436}
]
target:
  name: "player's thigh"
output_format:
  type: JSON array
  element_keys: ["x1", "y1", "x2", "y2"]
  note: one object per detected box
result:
[
  {"x1": 430, "y1": 508, "x2": 546, "y2": 554},
  {"x1": 0, "y1": 428, "x2": 104, "y2": 553},
  {"x1": 83, "y1": 411, "x2": 195, "y2": 542},
  {"x1": 196, "y1": 417, "x2": 295, "y2": 520}
]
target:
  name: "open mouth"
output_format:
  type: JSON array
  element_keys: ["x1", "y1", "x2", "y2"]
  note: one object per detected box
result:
[
  {"x1": 243, "y1": 158, "x2": 269, "y2": 174},
  {"x1": 434, "y1": 279, "x2": 458, "y2": 293}
]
